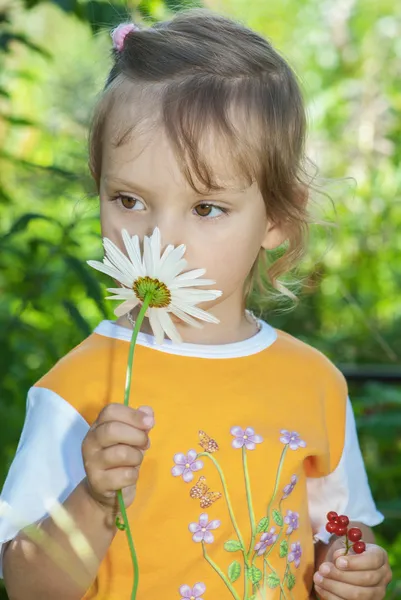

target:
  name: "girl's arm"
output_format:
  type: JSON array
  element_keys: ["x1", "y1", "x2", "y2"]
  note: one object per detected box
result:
[{"x1": 3, "y1": 477, "x2": 117, "y2": 600}]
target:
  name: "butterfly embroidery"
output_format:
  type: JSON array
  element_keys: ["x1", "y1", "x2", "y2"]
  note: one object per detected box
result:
[
  {"x1": 199, "y1": 430, "x2": 219, "y2": 453},
  {"x1": 190, "y1": 476, "x2": 222, "y2": 508}
]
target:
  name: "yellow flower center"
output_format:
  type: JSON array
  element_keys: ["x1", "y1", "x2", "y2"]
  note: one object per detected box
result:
[
  {"x1": 190, "y1": 597, "x2": 195, "y2": 600},
  {"x1": 244, "y1": 435, "x2": 248, "y2": 439},
  {"x1": 133, "y1": 276, "x2": 171, "y2": 308},
  {"x1": 185, "y1": 463, "x2": 190, "y2": 468}
]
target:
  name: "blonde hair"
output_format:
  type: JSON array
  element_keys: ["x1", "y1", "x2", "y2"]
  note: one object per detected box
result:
[{"x1": 89, "y1": 9, "x2": 312, "y2": 305}]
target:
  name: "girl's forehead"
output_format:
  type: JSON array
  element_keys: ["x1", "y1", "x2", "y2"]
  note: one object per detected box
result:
[{"x1": 102, "y1": 93, "x2": 255, "y2": 192}]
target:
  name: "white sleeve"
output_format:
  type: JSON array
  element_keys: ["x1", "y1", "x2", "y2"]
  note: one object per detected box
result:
[
  {"x1": 0, "y1": 387, "x2": 89, "y2": 578},
  {"x1": 307, "y1": 396, "x2": 384, "y2": 544}
]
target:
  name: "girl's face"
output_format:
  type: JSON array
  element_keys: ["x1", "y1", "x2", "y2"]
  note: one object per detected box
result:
[{"x1": 99, "y1": 110, "x2": 284, "y2": 343}]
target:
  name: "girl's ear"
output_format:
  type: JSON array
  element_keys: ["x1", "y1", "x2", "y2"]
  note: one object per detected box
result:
[{"x1": 261, "y1": 222, "x2": 287, "y2": 250}]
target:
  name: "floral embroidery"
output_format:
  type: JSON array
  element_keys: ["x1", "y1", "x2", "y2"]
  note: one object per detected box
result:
[
  {"x1": 288, "y1": 541, "x2": 302, "y2": 568},
  {"x1": 279, "y1": 430, "x2": 306, "y2": 450},
  {"x1": 189, "y1": 513, "x2": 221, "y2": 543},
  {"x1": 254, "y1": 527, "x2": 278, "y2": 555},
  {"x1": 284, "y1": 510, "x2": 299, "y2": 534},
  {"x1": 172, "y1": 426, "x2": 306, "y2": 599},
  {"x1": 230, "y1": 426, "x2": 263, "y2": 450},
  {"x1": 179, "y1": 582, "x2": 206, "y2": 599},
  {"x1": 190, "y1": 476, "x2": 222, "y2": 508},
  {"x1": 172, "y1": 450, "x2": 204, "y2": 482},
  {"x1": 282, "y1": 474, "x2": 298, "y2": 499}
]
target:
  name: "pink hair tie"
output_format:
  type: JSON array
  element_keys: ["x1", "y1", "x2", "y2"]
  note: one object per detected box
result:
[{"x1": 111, "y1": 23, "x2": 140, "y2": 52}]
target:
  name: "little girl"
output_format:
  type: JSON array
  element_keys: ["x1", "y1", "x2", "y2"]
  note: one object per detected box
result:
[{"x1": 0, "y1": 9, "x2": 392, "y2": 600}]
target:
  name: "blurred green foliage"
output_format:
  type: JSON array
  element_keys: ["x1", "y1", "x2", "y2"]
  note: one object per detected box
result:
[{"x1": 0, "y1": 0, "x2": 400, "y2": 598}]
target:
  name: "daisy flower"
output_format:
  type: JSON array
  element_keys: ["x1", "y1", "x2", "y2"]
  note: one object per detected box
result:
[{"x1": 87, "y1": 227, "x2": 222, "y2": 344}]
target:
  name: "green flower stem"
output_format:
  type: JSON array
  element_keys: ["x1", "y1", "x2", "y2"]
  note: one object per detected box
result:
[
  {"x1": 116, "y1": 293, "x2": 152, "y2": 600},
  {"x1": 123, "y1": 295, "x2": 152, "y2": 407},
  {"x1": 202, "y1": 542, "x2": 241, "y2": 600},
  {"x1": 265, "y1": 446, "x2": 288, "y2": 520},
  {"x1": 264, "y1": 558, "x2": 288, "y2": 600},
  {"x1": 197, "y1": 452, "x2": 247, "y2": 559},
  {"x1": 242, "y1": 447, "x2": 256, "y2": 558}
]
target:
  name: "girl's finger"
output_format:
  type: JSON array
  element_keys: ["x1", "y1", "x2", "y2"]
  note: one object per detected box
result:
[
  {"x1": 314, "y1": 573, "x2": 380, "y2": 600},
  {"x1": 314, "y1": 584, "x2": 343, "y2": 600},
  {"x1": 95, "y1": 421, "x2": 149, "y2": 449},
  {"x1": 101, "y1": 444, "x2": 144, "y2": 469},
  {"x1": 334, "y1": 544, "x2": 387, "y2": 572},
  {"x1": 317, "y1": 562, "x2": 387, "y2": 587}
]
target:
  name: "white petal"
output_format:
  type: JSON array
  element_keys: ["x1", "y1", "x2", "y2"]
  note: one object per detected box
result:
[
  {"x1": 158, "y1": 309, "x2": 182, "y2": 343},
  {"x1": 149, "y1": 228, "x2": 162, "y2": 274},
  {"x1": 114, "y1": 299, "x2": 139, "y2": 317},
  {"x1": 106, "y1": 287, "x2": 135, "y2": 299},
  {"x1": 87, "y1": 260, "x2": 132, "y2": 288},
  {"x1": 169, "y1": 306, "x2": 204, "y2": 329},
  {"x1": 157, "y1": 245, "x2": 186, "y2": 282},
  {"x1": 103, "y1": 238, "x2": 137, "y2": 282},
  {"x1": 170, "y1": 278, "x2": 216, "y2": 289},
  {"x1": 158, "y1": 244, "x2": 175, "y2": 270},
  {"x1": 162, "y1": 259, "x2": 188, "y2": 285},
  {"x1": 172, "y1": 302, "x2": 220, "y2": 324},
  {"x1": 173, "y1": 268, "x2": 207, "y2": 281},
  {"x1": 122, "y1": 230, "x2": 145, "y2": 277},
  {"x1": 172, "y1": 288, "x2": 223, "y2": 302},
  {"x1": 148, "y1": 308, "x2": 165, "y2": 345},
  {"x1": 143, "y1": 235, "x2": 154, "y2": 276}
]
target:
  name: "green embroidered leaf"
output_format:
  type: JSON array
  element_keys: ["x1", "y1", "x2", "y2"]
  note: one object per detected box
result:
[
  {"x1": 267, "y1": 573, "x2": 280, "y2": 589},
  {"x1": 224, "y1": 540, "x2": 242, "y2": 552},
  {"x1": 256, "y1": 516, "x2": 269, "y2": 532},
  {"x1": 272, "y1": 509, "x2": 283, "y2": 527},
  {"x1": 287, "y1": 572, "x2": 296, "y2": 590},
  {"x1": 249, "y1": 596, "x2": 257, "y2": 600},
  {"x1": 247, "y1": 565, "x2": 262, "y2": 584},
  {"x1": 228, "y1": 561, "x2": 241, "y2": 583},
  {"x1": 279, "y1": 540, "x2": 288, "y2": 558}
]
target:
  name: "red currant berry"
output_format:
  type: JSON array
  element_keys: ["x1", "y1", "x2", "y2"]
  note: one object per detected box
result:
[
  {"x1": 353, "y1": 541, "x2": 366, "y2": 554},
  {"x1": 338, "y1": 515, "x2": 349, "y2": 527},
  {"x1": 336, "y1": 525, "x2": 348, "y2": 536},
  {"x1": 326, "y1": 522, "x2": 337, "y2": 534},
  {"x1": 348, "y1": 527, "x2": 362, "y2": 542},
  {"x1": 327, "y1": 511, "x2": 338, "y2": 522}
]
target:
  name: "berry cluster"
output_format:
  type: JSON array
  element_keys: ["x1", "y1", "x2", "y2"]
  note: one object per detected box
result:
[{"x1": 326, "y1": 511, "x2": 366, "y2": 555}]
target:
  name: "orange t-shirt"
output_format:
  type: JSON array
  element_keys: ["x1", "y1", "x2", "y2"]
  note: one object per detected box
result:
[{"x1": 34, "y1": 320, "x2": 347, "y2": 600}]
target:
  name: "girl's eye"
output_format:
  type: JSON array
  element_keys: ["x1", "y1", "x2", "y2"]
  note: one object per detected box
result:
[
  {"x1": 115, "y1": 194, "x2": 145, "y2": 211},
  {"x1": 194, "y1": 204, "x2": 226, "y2": 218}
]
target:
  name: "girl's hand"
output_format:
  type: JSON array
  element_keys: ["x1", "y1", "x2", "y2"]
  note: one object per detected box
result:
[
  {"x1": 313, "y1": 543, "x2": 392, "y2": 599},
  {"x1": 82, "y1": 403, "x2": 154, "y2": 512}
]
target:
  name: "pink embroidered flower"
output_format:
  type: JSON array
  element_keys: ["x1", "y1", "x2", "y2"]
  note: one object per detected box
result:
[
  {"x1": 172, "y1": 450, "x2": 203, "y2": 483},
  {"x1": 288, "y1": 541, "x2": 302, "y2": 568},
  {"x1": 284, "y1": 510, "x2": 299, "y2": 534},
  {"x1": 189, "y1": 513, "x2": 221, "y2": 543},
  {"x1": 282, "y1": 474, "x2": 298, "y2": 499},
  {"x1": 230, "y1": 426, "x2": 263, "y2": 450},
  {"x1": 111, "y1": 23, "x2": 139, "y2": 52},
  {"x1": 254, "y1": 527, "x2": 278, "y2": 555},
  {"x1": 280, "y1": 430, "x2": 306, "y2": 450},
  {"x1": 179, "y1": 582, "x2": 206, "y2": 599}
]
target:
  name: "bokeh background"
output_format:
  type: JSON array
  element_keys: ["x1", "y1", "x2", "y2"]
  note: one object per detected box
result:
[{"x1": 0, "y1": 0, "x2": 400, "y2": 597}]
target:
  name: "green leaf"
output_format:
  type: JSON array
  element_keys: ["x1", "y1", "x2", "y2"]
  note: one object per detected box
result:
[
  {"x1": 267, "y1": 573, "x2": 280, "y2": 589},
  {"x1": 1, "y1": 213, "x2": 56, "y2": 240},
  {"x1": 257, "y1": 516, "x2": 269, "y2": 532},
  {"x1": 279, "y1": 540, "x2": 288, "y2": 557},
  {"x1": 228, "y1": 561, "x2": 241, "y2": 583},
  {"x1": 287, "y1": 572, "x2": 296, "y2": 590},
  {"x1": 272, "y1": 509, "x2": 283, "y2": 526},
  {"x1": 224, "y1": 540, "x2": 242, "y2": 552},
  {"x1": 65, "y1": 255, "x2": 107, "y2": 316},
  {"x1": 247, "y1": 565, "x2": 262, "y2": 584}
]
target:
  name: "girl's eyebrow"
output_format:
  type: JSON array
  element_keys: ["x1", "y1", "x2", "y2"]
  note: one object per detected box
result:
[{"x1": 103, "y1": 175, "x2": 250, "y2": 197}]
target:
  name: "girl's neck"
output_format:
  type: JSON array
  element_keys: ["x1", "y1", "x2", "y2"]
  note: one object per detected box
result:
[{"x1": 116, "y1": 304, "x2": 260, "y2": 345}]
